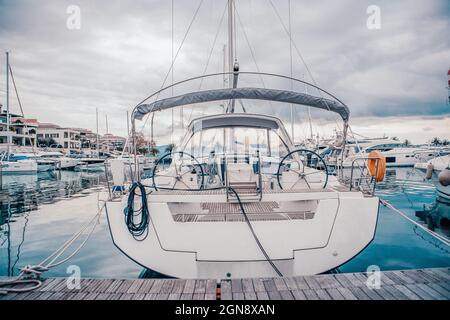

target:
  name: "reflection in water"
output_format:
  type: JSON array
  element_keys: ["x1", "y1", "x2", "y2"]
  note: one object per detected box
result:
[
  {"x1": 0, "y1": 167, "x2": 448, "y2": 278},
  {"x1": 0, "y1": 171, "x2": 105, "y2": 215},
  {"x1": 0, "y1": 171, "x2": 108, "y2": 276},
  {"x1": 416, "y1": 198, "x2": 450, "y2": 238}
]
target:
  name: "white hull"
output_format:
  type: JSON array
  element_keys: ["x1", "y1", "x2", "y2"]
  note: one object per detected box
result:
[
  {"x1": 342, "y1": 151, "x2": 436, "y2": 167},
  {"x1": 0, "y1": 160, "x2": 38, "y2": 174},
  {"x1": 106, "y1": 186, "x2": 379, "y2": 278},
  {"x1": 58, "y1": 157, "x2": 80, "y2": 170},
  {"x1": 37, "y1": 164, "x2": 55, "y2": 172}
]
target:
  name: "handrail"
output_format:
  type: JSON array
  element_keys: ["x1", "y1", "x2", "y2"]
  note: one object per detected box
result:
[{"x1": 348, "y1": 156, "x2": 382, "y2": 195}]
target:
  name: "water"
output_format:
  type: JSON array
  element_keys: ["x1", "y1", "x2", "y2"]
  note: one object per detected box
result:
[{"x1": 0, "y1": 168, "x2": 449, "y2": 279}]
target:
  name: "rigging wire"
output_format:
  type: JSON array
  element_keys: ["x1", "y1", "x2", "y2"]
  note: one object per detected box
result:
[
  {"x1": 8, "y1": 64, "x2": 24, "y2": 117},
  {"x1": 288, "y1": 0, "x2": 294, "y2": 142},
  {"x1": 185, "y1": 0, "x2": 229, "y2": 125},
  {"x1": 234, "y1": 8, "x2": 276, "y2": 115},
  {"x1": 171, "y1": 0, "x2": 175, "y2": 144},
  {"x1": 139, "y1": 0, "x2": 205, "y2": 138},
  {"x1": 267, "y1": 0, "x2": 342, "y2": 133}
]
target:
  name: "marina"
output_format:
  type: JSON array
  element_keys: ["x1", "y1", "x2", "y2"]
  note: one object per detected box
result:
[{"x1": 0, "y1": 0, "x2": 449, "y2": 305}]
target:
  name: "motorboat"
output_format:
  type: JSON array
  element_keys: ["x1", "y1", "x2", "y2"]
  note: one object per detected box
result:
[
  {"x1": 39, "y1": 151, "x2": 80, "y2": 170},
  {"x1": 77, "y1": 157, "x2": 106, "y2": 172},
  {"x1": 328, "y1": 139, "x2": 448, "y2": 168},
  {"x1": 0, "y1": 158, "x2": 38, "y2": 174}
]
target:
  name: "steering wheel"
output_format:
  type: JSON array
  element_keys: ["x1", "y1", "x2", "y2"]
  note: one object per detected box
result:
[
  {"x1": 277, "y1": 149, "x2": 329, "y2": 190},
  {"x1": 152, "y1": 151, "x2": 205, "y2": 190}
]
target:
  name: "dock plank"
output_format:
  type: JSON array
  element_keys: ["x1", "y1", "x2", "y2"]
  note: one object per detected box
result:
[
  {"x1": 194, "y1": 279, "x2": 207, "y2": 294},
  {"x1": 291, "y1": 289, "x2": 307, "y2": 300},
  {"x1": 1, "y1": 267, "x2": 448, "y2": 300},
  {"x1": 393, "y1": 285, "x2": 421, "y2": 300}
]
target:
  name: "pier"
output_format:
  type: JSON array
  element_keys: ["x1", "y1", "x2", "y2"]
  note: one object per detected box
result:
[{"x1": 1, "y1": 267, "x2": 449, "y2": 300}]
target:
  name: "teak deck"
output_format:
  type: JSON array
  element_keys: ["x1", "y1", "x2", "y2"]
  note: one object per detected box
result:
[{"x1": 1, "y1": 268, "x2": 449, "y2": 300}]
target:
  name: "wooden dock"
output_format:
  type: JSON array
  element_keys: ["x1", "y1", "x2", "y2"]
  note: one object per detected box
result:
[{"x1": 1, "y1": 268, "x2": 449, "y2": 300}]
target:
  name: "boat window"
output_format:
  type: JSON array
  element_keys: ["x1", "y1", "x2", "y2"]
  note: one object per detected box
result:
[{"x1": 181, "y1": 127, "x2": 290, "y2": 159}]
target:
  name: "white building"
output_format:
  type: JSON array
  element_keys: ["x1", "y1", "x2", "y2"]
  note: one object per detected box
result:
[
  {"x1": 0, "y1": 111, "x2": 38, "y2": 148},
  {"x1": 99, "y1": 133, "x2": 126, "y2": 152},
  {"x1": 36, "y1": 123, "x2": 81, "y2": 151}
]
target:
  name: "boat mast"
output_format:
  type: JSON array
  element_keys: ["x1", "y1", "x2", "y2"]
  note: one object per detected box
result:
[
  {"x1": 305, "y1": 75, "x2": 313, "y2": 141},
  {"x1": 227, "y1": 0, "x2": 237, "y2": 154},
  {"x1": 227, "y1": 0, "x2": 235, "y2": 90},
  {"x1": 5, "y1": 52, "x2": 11, "y2": 155},
  {"x1": 96, "y1": 107, "x2": 99, "y2": 157},
  {"x1": 227, "y1": 0, "x2": 239, "y2": 114},
  {"x1": 106, "y1": 114, "x2": 110, "y2": 153}
]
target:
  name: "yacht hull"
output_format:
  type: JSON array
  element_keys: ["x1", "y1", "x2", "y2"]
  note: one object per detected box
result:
[
  {"x1": 106, "y1": 191, "x2": 379, "y2": 278},
  {"x1": 0, "y1": 160, "x2": 38, "y2": 174}
]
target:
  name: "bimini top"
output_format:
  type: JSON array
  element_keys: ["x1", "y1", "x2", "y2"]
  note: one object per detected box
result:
[{"x1": 133, "y1": 87, "x2": 350, "y2": 122}]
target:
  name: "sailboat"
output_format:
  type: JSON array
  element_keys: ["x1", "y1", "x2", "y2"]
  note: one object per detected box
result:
[
  {"x1": 0, "y1": 52, "x2": 38, "y2": 174},
  {"x1": 106, "y1": 1, "x2": 383, "y2": 278}
]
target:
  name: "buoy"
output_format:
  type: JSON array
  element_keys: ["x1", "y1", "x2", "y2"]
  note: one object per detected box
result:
[
  {"x1": 438, "y1": 169, "x2": 450, "y2": 187},
  {"x1": 367, "y1": 150, "x2": 386, "y2": 182},
  {"x1": 425, "y1": 163, "x2": 434, "y2": 179}
]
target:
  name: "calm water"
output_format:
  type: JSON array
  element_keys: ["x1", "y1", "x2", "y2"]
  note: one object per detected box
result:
[{"x1": 0, "y1": 168, "x2": 449, "y2": 278}]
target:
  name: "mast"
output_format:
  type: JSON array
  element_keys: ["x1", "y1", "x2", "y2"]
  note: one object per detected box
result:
[
  {"x1": 227, "y1": 0, "x2": 240, "y2": 114},
  {"x1": 227, "y1": 0, "x2": 238, "y2": 153},
  {"x1": 6, "y1": 52, "x2": 11, "y2": 154},
  {"x1": 96, "y1": 107, "x2": 99, "y2": 157},
  {"x1": 304, "y1": 74, "x2": 313, "y2": 140},
  {"x1": 223, "y1": 44, "x2": 228, "y2": 91},
  {"x1": 227, "y1": 0, "x2": 235, "y2": 88},
  {"x1": 106, "y1": 114, "x2": 109, "y2": 153},
  {"x1": 126, "y1": 111, "x2": 130, "y2": 153}
]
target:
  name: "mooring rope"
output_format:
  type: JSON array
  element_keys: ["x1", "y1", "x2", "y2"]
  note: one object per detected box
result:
[
  {"x1": 380, "y1": 199, "x2": 450, "y2": 247},
  {"x1": 0, "y1": 201, "x2": 106, "y2": 295}
]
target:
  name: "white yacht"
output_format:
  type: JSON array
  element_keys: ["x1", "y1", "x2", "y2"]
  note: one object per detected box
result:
[
  {"x1": 0, "y1": 158, "x2": 38, "y2": 174},
  {"x1": 39, "y1": 151, "x2": 80, "y2": 170},
  {"x1": 328, "y1": 139, "x2": 446, "y2": 168}
]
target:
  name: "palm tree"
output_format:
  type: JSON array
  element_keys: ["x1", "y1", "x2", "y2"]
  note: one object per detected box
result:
[
  {"x1": 165, "y1": 143, "x2": 175, "y2": 153},
  {"x1": 149, "y1": 146, "x2": 160, "y2": 157},
  {"x1": 431, "y1": 137, "x2": 442, "y2": 146}
]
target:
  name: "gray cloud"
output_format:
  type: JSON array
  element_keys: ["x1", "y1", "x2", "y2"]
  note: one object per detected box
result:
[{"x1": 0, "y1": 0, "x2": 449, "y2": 144}]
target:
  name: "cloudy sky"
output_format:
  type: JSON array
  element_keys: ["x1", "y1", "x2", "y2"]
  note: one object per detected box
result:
[{"x1": 0, "y1": 0, "x2": 449, "y2": 144}]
